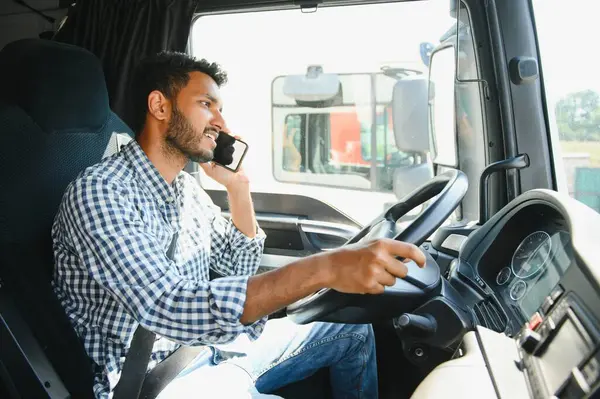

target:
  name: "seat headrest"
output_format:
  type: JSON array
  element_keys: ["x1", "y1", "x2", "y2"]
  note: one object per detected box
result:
[{"x1": 0, "y1": 39, "x2": 109, "y2": 134}]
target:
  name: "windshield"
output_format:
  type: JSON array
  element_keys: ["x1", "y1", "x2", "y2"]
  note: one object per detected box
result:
[
  {"x1": 190, "y1": 1, "x2": 472, "y2": 225},
  {"x1": 532, "y1": 0, "x2": 600, "y2": 214}
]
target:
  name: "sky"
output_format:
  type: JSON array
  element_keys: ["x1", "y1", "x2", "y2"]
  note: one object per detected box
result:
[
  {"x1": 192, "y1": 1, "x2": 454, "y2": 75},
  {"x1": 191, "y1": 0, "x2": 599, "y2": 129},
  {"x1": 531, "y1": 0, "x2": 600, "y2": 103},
  {"x1": 190, "y1": 0, "x2": 455, "y2": 148}
]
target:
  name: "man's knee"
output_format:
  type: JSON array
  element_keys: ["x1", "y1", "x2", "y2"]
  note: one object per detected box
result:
[
  {"x1": 318, "y1": 323, "x2": 376, "y2": 366},
  {"x1": 340, "y1": 323, "x2": 374, "y2": 341},
  {"x1": 310, "y1": 322, "x2": 374, "y2": 353}
]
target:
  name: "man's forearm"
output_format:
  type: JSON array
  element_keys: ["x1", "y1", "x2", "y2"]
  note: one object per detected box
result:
[
  {"x1": 240, "y1": 254, "x2": 332, "y2": 325},
  {"x1": 238, "y1": 238, "x2": 428, "y2": 325},
  {"x1": 227, "y1": 183, "x2": 257, "y2": 238}
]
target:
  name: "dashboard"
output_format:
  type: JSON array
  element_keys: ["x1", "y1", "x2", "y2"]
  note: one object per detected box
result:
[
  {"x1": 496, "y1": 229, "x2": 571, "y2": 319},
  {"x1": 443, "y1": 190, "x2": 600, "y2": 398},
  {"x1": 476, "y1": 204, "x2": 574, "y2": 328}
]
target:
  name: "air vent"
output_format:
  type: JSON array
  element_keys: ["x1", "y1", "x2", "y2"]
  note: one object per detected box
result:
[{"x1": 474, "y1": 297, "x2": 508, "y2": 333}]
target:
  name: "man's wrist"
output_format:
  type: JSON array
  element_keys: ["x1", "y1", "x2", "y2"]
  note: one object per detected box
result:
[
  {"x1": 225, "y1": 179, "x2": 250, "y2": 193},
  {"x1": 313, "y1": 252, "x2": 336, "y2": 289}
]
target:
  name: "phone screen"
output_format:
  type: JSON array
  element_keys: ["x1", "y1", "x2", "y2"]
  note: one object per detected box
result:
[{"x1": 211, "y1": 133, "x2": 248, "y2": 172}]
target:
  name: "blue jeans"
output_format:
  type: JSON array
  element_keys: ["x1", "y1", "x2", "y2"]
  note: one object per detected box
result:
[{"x1": 156, "y1": 318, "x2": 378, "y2": 399}]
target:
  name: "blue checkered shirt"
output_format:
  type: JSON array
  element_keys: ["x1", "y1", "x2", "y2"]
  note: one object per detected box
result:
[{"x1": 51, "y1": 140, "x2": 267, "y2": 398}]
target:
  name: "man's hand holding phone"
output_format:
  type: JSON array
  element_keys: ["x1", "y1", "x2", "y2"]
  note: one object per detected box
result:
[
  {"x1": 200, "y1": 131, "x2": 250, "y2": 189},
  {"x1": 201, "y1": 131, "x2": 257, "y2": 239}
]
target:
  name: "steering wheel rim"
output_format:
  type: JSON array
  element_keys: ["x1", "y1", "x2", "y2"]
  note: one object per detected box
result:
[{"x1": 287, "y1": 169, "x2": 469, "y2": 324}]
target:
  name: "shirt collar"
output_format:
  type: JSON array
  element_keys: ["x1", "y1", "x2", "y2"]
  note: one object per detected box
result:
[{"x1": 122, "y1": 140, "x2": 185, "y2": 205}]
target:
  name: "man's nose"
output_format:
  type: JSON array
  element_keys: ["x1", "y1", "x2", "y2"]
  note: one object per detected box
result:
[{"x1": 210, "y1": 109, "x2": 225, "y2": 131}]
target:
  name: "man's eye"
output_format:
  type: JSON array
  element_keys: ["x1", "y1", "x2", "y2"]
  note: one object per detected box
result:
[{"x1": 199, "y1": 101, "x2": 211, "y2": 107}]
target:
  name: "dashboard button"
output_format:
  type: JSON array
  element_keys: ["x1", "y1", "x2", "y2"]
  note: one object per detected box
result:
[
  {"x1": 582, "y1": 347, "x2": 600, "y2": 387},
  {"x1": 519, "y1": 328, "x2": 542, "y2": 354},
  {"x1": 570, "y1": 367, "x2": 591, "y2": 394},
  {"x1": 529, "y1": 312, "x2": 543, "y2": 331},
  {"x1": 561, "y1": 374, "x2": 589, "y2": 397},
  {"x1": 541, "y1": 296, "x2": 555, "y2": 314},
  {"x1": 475, "y1": 275, "x2": 486, "y2": 289},
  {"x1": 539, "y1": 317, "x2": 556, "y2": 338},
  {"x1": 583, "y1": 358, "x2": 599, "y2": 387},
  {"x1": 550, "y1": 285, "x2": 564, "y2": 302}
]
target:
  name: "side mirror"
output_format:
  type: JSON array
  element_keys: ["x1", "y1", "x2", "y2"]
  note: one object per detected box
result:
[
  {"x1": 392, "y1": 75, "x2": 430, "y2": 154},
  {"x1": 428, "y1": 44, "x2": 458, "y2": 168},
  {"x1": 390, "y1": 76, "x2": 434, "y2": 200}
]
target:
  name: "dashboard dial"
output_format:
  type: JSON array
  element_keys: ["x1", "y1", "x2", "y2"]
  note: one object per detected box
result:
[
  {"x1": 496, "y1": 266, "x2": 511, "y2": 285},
  {"x1": 511, "y1": 231, "x2": 552, "y2": 279},
  {"x1": 509, "y1": 280, "x2": 528, "y2": 301}
]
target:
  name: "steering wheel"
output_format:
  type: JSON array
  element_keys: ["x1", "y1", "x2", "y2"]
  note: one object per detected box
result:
[{"x1": 287, "y1": 170, "x2": 468, "y2": 324}]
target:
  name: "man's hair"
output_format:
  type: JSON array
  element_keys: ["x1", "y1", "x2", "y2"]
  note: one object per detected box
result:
[{"x1": 131, "y1": 51, "x2": 228, "y2": 135}]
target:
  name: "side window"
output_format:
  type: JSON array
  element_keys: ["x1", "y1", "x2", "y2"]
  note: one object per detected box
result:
[
  {"x1": 532, "y1": 0, "x2": 600, "y2": 214},
  {"x1": 427, "y1": 1, "x2": 486, "y2": 223}
]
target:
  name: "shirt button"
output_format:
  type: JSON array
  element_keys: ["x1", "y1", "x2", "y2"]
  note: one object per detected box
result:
[{"x1": 166, "y1": 196, "x2": 174, "y2": 203}]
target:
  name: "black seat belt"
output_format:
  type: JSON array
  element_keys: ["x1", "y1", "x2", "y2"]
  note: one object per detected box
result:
[
  {"x1": 138, "y1": 342, "x2": 208, "y2": 399},
  {"x1": 112, "y1": 325, "x2": 157, "y2": 399},
  {"x1": 113, "y1": 232, "x2": 206, "y2": 399}
]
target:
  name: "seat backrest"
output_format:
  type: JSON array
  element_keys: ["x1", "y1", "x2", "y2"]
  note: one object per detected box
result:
[{"x1": 0, "y1": 38, "x2": 133, "y2": 398}]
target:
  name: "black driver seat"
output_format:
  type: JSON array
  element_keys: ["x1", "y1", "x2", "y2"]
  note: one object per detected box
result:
[
  {"x1": 0, "y1": 38, "x2": 132, "y2": 398},
  {"x1": 0, "y1": 38, "x2": 334, "y2": 399}
]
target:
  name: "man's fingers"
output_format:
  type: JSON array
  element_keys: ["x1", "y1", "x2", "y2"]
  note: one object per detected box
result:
[
  {"x1": 383, "y1": 256, "x2": 409, "y2": 279},
  {"x1": 367, "y1": 282, "x2": 386, "y2": 295},
  {"x1": 380, "y1": 239, "x2": 426, "y2": 268},
  {"x1": 374, "y1": 264, "x2": 398, "y2": 286}
]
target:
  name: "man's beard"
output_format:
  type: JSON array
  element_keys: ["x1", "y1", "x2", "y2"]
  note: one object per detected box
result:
[{"x1": 164, "y1": 105, "x2": 213, "y2": 163}]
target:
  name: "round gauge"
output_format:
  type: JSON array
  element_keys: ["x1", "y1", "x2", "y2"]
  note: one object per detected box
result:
[
  {"x1": 509, "y1": 280, "x2": 528, "y2": 301},
  {"x1": 511, "y1": 231, "x2": 552, "y2": 279},
  {"x1": 496, "y1": 267, "x2": 512, "y2": 285}
]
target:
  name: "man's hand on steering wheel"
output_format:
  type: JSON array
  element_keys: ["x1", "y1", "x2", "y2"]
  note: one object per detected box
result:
[
  {"x1": 286, "y1": 170, "x2": 468, "y2": 324},
  {"x1": 323, "y1": 239, "x2": 427, "y2": 295}
]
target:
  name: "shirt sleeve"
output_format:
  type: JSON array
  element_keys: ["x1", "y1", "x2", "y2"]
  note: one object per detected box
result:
[
  {"x1": 198, "y1": 189, "x2": 266, "y2": 277},
  {"x1": 60, "y1": 175, "x2": 266, "y2": 346}
]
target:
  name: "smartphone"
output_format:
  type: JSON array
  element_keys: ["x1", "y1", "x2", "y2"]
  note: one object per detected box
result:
[{"x1": 211, "y1": 132, "x2": 249, "y2": 172}]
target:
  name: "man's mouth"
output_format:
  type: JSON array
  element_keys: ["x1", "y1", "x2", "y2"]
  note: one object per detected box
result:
[{"x1": 203, "y1": 130, "x2": 218, "y2": 145}]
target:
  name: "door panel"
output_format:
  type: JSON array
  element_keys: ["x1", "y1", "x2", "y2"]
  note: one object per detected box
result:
[
  {"x1": 206, "y1": 190, "x2": 361, "y2": 226},
  {"x1": 206, "y1": 190, "x2": 361, "y2": 271}
]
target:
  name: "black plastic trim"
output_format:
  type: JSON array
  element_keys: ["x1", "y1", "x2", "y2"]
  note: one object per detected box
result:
[
  {"x1": 0, "y1": 288, "x2": 69, "y2": 398},
  {"x1": 460, "y1": 189, "x2": 600, "y2": 298},
  {"x1": 206, "y1": 190, "x2": 361, "y2": 227}
]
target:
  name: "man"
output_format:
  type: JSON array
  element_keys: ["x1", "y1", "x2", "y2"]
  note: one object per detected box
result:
[{"x1": 52, "y1": 51, "x2": 426, "y2": 399}]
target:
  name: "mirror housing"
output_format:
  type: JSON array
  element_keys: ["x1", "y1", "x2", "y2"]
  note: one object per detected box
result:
[
  {"x1": 428, "y1": 45, "x2": 458, "y2": 168},
  {"x1": 392, "y1": 75, "x2": 430, "y2": 153},
  {"x1": 283, "y1": 65, "x2": 341, "y2": 106}
]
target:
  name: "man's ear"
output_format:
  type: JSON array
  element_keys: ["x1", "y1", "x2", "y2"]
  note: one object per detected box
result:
[{"x1": 147, "y1": 90, "x2": 171, "y2": 123}]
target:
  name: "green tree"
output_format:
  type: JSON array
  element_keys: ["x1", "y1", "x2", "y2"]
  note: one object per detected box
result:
[{"x1": 555, "y1": 90, "x2": 600, "y2": 141}]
